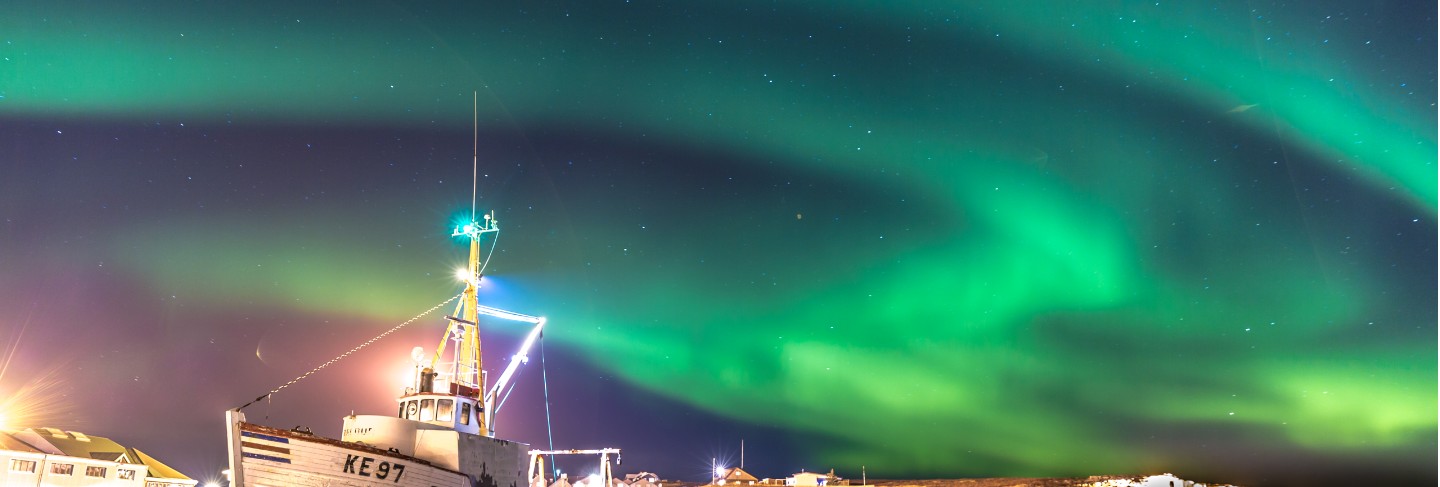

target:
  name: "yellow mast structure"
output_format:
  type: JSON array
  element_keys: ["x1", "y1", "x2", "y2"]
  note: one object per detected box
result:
[
  {"x1": 433, "y1": 212, "x2": 498, "y2": 435},
  {"x1": 422, "y1": 91, "x2": 544, "y2": 438}
]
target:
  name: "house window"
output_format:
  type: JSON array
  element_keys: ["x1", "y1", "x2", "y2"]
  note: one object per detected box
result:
[
  {"x1": 86, "y1": 465, "x2": 107, "y2": 477},
  {"x1": 460, "y1": 402, "x2": 471, "y2": 425},
  {"x1": 51, "y1": 463, "x2": 74, "y2": 475},
  {"x1": 437, "y1": 399, "x2": 454, "y2": 421},
  {"x1": 9, "y1": 459, "x2": 36, "y2": 473},
  {"x1": 119, "y1": 469, "x2": 137, "y2": 480}
]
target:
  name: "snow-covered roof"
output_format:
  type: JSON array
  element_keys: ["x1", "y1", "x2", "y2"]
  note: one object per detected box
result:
[{"x1": 0, "y1": 427, "x2": 192, "y2": 481}]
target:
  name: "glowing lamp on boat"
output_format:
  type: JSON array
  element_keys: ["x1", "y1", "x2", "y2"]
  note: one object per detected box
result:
[
  {"x1": 452, "y1": 213, "x2": 496, "y2": 240},
  {"x1": 455, "y1": 268, "x2": 480, "y2": 286},
  {"x1": 452, "y1": 221, "x2": 479, "y2": 239},
  {"x1": 400, "y1": 346, "x2": 428, "y2": 393}
]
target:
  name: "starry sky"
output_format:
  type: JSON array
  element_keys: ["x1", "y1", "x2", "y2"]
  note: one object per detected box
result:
[{"x1": 0, "y1": 1, "x2": 1435, "y2": 486}]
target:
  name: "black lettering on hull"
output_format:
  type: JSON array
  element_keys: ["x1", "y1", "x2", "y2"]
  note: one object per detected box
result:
[{"x1": 340, "y1": 454, "x2": 409, "y2": 483}]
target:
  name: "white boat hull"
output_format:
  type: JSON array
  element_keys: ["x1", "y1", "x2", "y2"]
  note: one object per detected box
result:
[{"x1": 228, "y1": 412, "x2": 527, "y2": 487}]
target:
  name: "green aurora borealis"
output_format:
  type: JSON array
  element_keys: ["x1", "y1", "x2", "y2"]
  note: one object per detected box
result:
[{"x1": 0, "y1": 1, "x2": 1434, "y2": 484}]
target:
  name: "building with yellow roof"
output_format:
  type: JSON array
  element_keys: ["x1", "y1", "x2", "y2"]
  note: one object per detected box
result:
[{"x1": 0, "y1": 427, "x2": 196, "y2": 487}]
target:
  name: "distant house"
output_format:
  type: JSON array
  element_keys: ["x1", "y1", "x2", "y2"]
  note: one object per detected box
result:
[
  {"x1": 625, "y1": 471, "x2": 662, "y2": 487},
  {"x1": 786, "y1": 469, "x2": 845, "y2": 487},
  {"x1": 715, "y1": 466, "x2": 759, "y2": 486},
  {"x1": 0, "y1": 427, "x2": 196, "y2": 486},
  {"x1": 625, "y1": 472, "x2": 659, "y2": 483}
]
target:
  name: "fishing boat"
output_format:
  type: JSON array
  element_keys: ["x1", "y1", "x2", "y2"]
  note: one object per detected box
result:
[
  {"x1": 225, "y1": 211, "x2": 550, "y2": 487},
  {"x1": 224, "y1": 101, "x2": 612, "y2": 486}
]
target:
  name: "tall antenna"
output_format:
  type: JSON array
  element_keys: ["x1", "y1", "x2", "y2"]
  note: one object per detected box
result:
[{"x1": 472, "y1": 91, "x2": 479, "y2": 221}]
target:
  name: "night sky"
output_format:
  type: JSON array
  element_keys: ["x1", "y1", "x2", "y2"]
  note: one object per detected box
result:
[{"x1": 0, "y1": 2, "x2": 1435, "y2": 486}]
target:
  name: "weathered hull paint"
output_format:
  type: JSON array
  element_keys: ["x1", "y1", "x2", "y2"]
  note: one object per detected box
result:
[{"x1": 234, "y1": 421, "x2": 468, "y2": 487}]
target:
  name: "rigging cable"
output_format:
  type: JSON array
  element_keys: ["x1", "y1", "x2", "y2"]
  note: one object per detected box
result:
[
  {"x1": 477, "y1": 230, "x2": 500, "y2": 277},
  {"x1": 541, "y1": 334, "x2": 557, "y2": 478},
  {"x1": 235, "y1": 293, "x2": 464, "y2": 411}
]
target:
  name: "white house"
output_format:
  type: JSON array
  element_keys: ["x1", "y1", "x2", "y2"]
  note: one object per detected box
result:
[
  {"x1": 0, "y1": 427, "x2": 196, "y2": 487},
  {"x1": 786, "y1": 469, "x2": 844, "y2": 487}
]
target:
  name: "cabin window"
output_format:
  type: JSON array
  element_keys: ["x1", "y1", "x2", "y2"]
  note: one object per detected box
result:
[
  {"x1": 405, "y1": 400, "x2": 418, "y2": 419},
  {"x1": 420, "y1": 399, "x2": 435, "y2": 421},
  {"x1": 86, "y1": 466, "x2": 107, "y2": 477},
  {"x1": 9, "y1": 459, "x2": 36, "y2": 473},
  {"x1": 437, "y1": 399, "x2": 454, "y2": 421},
  {"x1": 119, "y1": 469, "x2": 137, "y2": 480},
  {"x1": 51, "y1": 463, "x2": 74, "y2": 475},
  {"x1": 460, "y1": 402, "x2": 471, "y2": 425},
  {"x1": 397, "y1": 402, "x2": 405, "y2": 418}
]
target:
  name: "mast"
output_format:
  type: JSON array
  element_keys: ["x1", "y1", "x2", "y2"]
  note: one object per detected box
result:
[
  {"x1": 432, "y1": 217, "x2": 546, "y2": 438},
  {"x1": 430, "y1": 91, "x2": 495, "y2": 435},
  {"x1": 420, "y1": 91, "x2": 495, "y2": 435},
  {"x1": 421, "y1": 92, "x2": 545, "y2": 438},
  {"x1": 433, "y1": 214, "x2": 498, "y2": 433}
]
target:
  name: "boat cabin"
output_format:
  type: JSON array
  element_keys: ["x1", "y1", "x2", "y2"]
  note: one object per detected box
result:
[{"x1": 396, "y1": 393, "x2": 483, "y2": 436}]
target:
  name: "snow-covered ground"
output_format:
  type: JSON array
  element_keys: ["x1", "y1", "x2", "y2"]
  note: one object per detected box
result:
[{"x1": 1090, "y1": 473, "x2": 1239, "y2": 487}]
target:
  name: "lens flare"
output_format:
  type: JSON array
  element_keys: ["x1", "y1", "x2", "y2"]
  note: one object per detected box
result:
[
  {"x1": 0, "y1": 334, "x2": 72, "y2": 430},
  {"x1": 0, "y1": 371, "x2": 72, "y2": 429}
]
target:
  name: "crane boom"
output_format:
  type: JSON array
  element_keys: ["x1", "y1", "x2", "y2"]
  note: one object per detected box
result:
[{"x1": 483, "y1": 315, "x2": 546, "y2": 432}]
